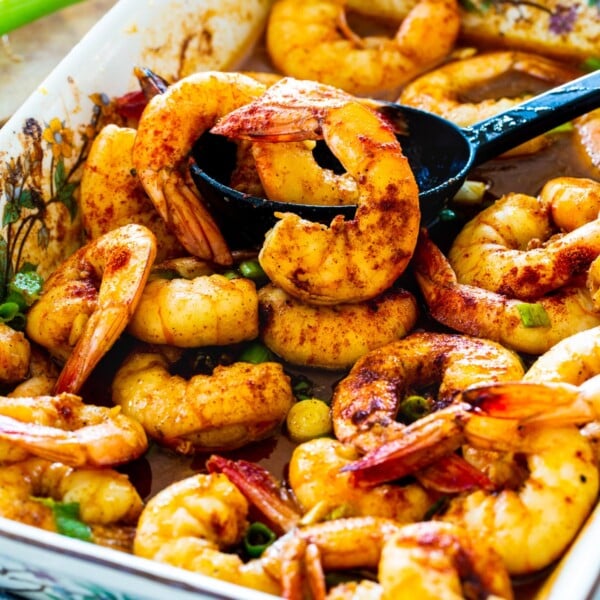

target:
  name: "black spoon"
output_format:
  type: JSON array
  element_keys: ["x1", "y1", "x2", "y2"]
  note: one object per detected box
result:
[{"x1": 191, "y1": 68, "x2": 600, "y2": 247}]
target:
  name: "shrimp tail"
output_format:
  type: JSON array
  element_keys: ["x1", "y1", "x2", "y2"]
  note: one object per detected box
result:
[
  {"x1": 462, "y1": 381, "x2": 597, "y2": 426},
  {"x1": 207, "y1": 455, "x2": 301, "y2": 534},
  {"x1": 0, "y1": 415, "x2": 88, "y2": 465},
  {"x1": 416, "y1": 454, "x2": 496, "y2": 493},
  {"x1": 54, "y1": 304, "x2": 131, "y2": 395},
  {"x1": 342, "y1": 405, "x2": 468, "y2": 487}
]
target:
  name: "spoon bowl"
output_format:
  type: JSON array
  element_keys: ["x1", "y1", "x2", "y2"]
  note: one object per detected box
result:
[{"x1": 191, "y1": 69, "x2": 600, "y2": 248}]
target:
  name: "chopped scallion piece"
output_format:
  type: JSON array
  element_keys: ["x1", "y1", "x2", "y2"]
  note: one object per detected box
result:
[
  {"x1": 517, "y1": 302, "x2": 551, "y2": 328},
  {"x1": 453, "y1": 180, "x2": 488, "y2": 205},
  {"x1": 243, "y1": 522, "x2": 277, "y2": 558},
  {"x1": 36, "y1": 498, "x2": 92, "y2": 541},
  {"x1": 239, "y1": 259, "x2": 267, "y2": 282},
  {"x1": 239, "y1": 341, "x2": 274, "y2": 364},
  {"x1": 399, "y1": 395, "x2": 432, "y2": 424}
]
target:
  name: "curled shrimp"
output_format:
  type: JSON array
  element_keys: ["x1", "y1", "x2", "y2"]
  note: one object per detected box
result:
[
  {"x1": 111, "y1": 350, "x2": 294, "y2": 453},
  {"x1": 399, "y1": 51, "x2": 579, "y2": 154},
  {"x1": 262, "y1": 517, "x2": 512, "y2": 600},
  {"x1": 265, "y1": 0, "x2": 460, "y2": 97},
  {"x1": 259, "y1": 283, "x2": 418, "y2": 369},
  {"x1": 288, "y1": 437, "x2": 433, "y2": 524},
  {"x1": 213, "y1": 78, "x2": 421, "y2": 305},
  {"x1": 413, "y1": 229, "x2": 600, "y2": 355},
  {"x1": 25, "y1": 223, "x2": 157, "y2": 394},
  {"x1": 133, "y1": 71, "x2": 267, "y2": 265},
  {"x1": 127, "y1": 259, "x2": 259, "y2": 347},
  {"x1": 0, "y1": 322, "x2": 30, "y2": 386},
  {"x1": 332, "y1": 330, "x2": 524, "y2": 453},
  {"x1": 344, "y1": 398, "x2": 599, "y2": 575},
  {"x1": 81, "y1": 124, "x2": 184, "y2": 263},
  {"x1": 133, "y1": 472, "x2": 281, "y2": 594},
  {"x1": 0, "y1": 393, "x2": 147, "y2": 467},
  {"x1": 448, "y1": 178, "x2": 600, "y2": 300},
  {"x1": 0, "y1": 457, "x2": 142, "y2": 535}
]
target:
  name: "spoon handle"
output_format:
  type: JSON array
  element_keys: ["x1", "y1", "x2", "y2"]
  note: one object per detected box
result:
[{"x1": 464, "y1": 69, "x2": 600, "y2": 166}]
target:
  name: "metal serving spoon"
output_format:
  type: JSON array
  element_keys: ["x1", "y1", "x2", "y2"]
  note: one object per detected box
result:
[{"x1": 191, "y1": 68, "x2": 600, "y2": 247}]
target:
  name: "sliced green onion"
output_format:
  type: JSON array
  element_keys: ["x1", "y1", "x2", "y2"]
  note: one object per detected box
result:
[
  {"x1": 238, "y1": 259, "x2": 267, "y2": 282},
  {"x1": 222, "y1": 270, "x2": 240, "y2": 280},
  {"x1": 439, "y1": 208, "x2": 457, "y2": 222},
  {"x1": 35, "y1": 498, "x2": 92, "y2": 541},
  {"x1": 581, "y1": 56, "x2": 600, "y2": 72},
  {"x1": 8, "y1": 266, "x2": 43, "y2": 308},
  {"x1": 453, "y1": 180, "x2": 488, "y2": 205},
  {"x1": 517, "y1": 302, "x2": 551, "y2": 328},
  {"x1": 292, "y1": 377, "x2": 313, "y2": 400},
  {"x1": 243, "y1": 522, "x2": 277, "y2": 558},
  {"x1": 424, "y1": 495, "x2": 450, "y2": 520},
  {"x1": 549, "y1": 121, "x2": 574, "y2": 134},
  {"x1": 239, "y1": 341, "x2": 274, "y2": 364},
  {"x1": 0, "y1": 0, "x2": 85, "y2": 36},
  {"x1": 399, "y1": 395, "x2": 433, "y2": 424},
  {"x1": 324, "y1": 503, "x2": 353, "y2": 521}
]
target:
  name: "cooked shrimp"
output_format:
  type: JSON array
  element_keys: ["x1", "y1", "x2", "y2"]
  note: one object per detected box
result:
[
  {"x1": 127, "y1": 265, "x2": 259, "y2": 347},
  {"x1": 544, "y1": 176, "x2": 600, "y2": 232},
  {"x1": 0, "y1": 393, "x2": 147, "y2": 467},
  {"x1": 288, "y1": 437, "x2": 433, "y2": 523},
  {"x1": 133, "y1": 472, "x2": 281, "y2": 594},
  {"x1": 575, "y1": 108, "x2": 600, "y2": 173},
  {"x1": 8, "y1": 345, "x2": 59, "y2": 398},
  {"x1": 262, "y1": 517, "x2": 512, "y2": 600},
  {"x1": 265, "y1": 0, "x2": 460, "y2": 97},
  {"x1": 448, "y1": 180, "x2": 600, "y2": 300},
  {"x1": 399, "y1": 51, "x2": 579, "y2": 155},
  {"x1": 0, "y1": 322, "x2": 30, "y2": 386},
  {"x1": 250, "y1": 139, "x2": 359, "y2": 206},
  {"x1": 414, "y1": 229, "x2": 600, "y2": 355},
  {"x1": 524, "y1": 324, "x2": 600, "y2": 385},
  {"x1": 133, "y1": 71, "x2": 267, "y2": 265},
  {"x1": 332, "y1": 330, "x2": 524, "y2": 453},
  {"x1": 213, "y1": 78, "x2": 420, "y2": 305},
  {"x1": 25, "y1": 223, "x2": 157, "y2": 394},
  {"x1": 377, "y1": 521, "x2": 513, "y2": 600},
  {"x1": 111, "y1": 351, "x2": 293, "y2": 453},
  {"x1": 259, "y1": 283, "x2": 418, "y2": 369},
  {"x1": 0, "y1": 457, "x2": 142, "y2": 531},
  {"x1": 81, "y1": 124, "x2": 184, "y2": 263},
  {"x1": 344, "y1": 403, "x2": 599, "y2": 575}
]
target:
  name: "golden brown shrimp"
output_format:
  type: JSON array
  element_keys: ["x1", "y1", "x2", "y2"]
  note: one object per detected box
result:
[
  {"x1": 0, "y1": 393, "x2": 147, "y2": 467},
  {"x1": 263, "y1": 517, "x2": 512, "y2": 600},
  {"x1": 259, "y1": 283, "x2": 418, "y2": 369},
  {"x1": 265, "y1": 0, "x2": 460, "y2": 97},
  {"x1": 575, "y1": 108, "x2": 600, "y2": 173},
  {"x1": 0, "y1": 322, "x2": 30, "y2": 386},
  {"x1": 288, "y1": 437, "x2": 433, "y2": 524},
  {"x1": 448, "y1": 179, "x2": 600, "y2": 300},
  {"x1": 346, "y1": 408, "x2": 598, "y2": 575},
  {"x1": 332, "y1": 330, "x2": 524, "y2": 453},
  {"x1": 111, "y1": 351, "x2": 293, "y2": 454},
  {"x1": 127, "y1": 263, "x2": 259, "y2": 348},
  {"x1": 250, "y1": 139, "x2": 360, "y2": 206},
  {"x1": 133, "y1": 71, "x2": 267, "y2": 265},
  {"x1": 133, "y1": 472, "x2": 281, "y2": 594},
  {"x1": 344, "y1": 397, "x2": 599, "y2": 576},
  {"x1": 213, "y1": 78, "x2": 420, "y2": 305},
  {"x1": 25, "y1": 223, "x2": 157, "y2": 394},
  {"x1": 399, "y1": 51, "x2": 579, "y2": 155},
  {"x1": 543, "y1": 176, "x2": 600, "y2": 232},
  {"x1": 80, "y1": 124, "x2": 184, "y2": 263},
  {"x1": 0, "y1": 457, "x2": 142, "y2": 532},
  {"x1": 414, "y1": 229, "x2": 600, "y2": 355}
]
